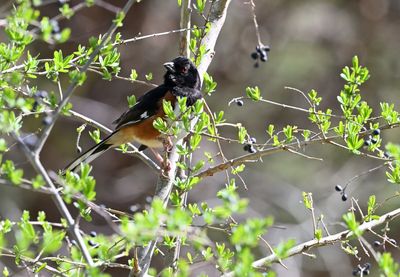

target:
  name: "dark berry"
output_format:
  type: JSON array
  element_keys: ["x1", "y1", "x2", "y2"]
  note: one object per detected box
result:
[
  {"x1": 373, "y1": 240, "x2": 381, "y2": 247},
  {"x1": 42, "y1": 115, "x2": 52, "y2": 125},
  {"x1": 88, "y1": 240, "x2": 96, "y2": 247},
  {"x1": 341, "y1": 193, "x2": 348, "y2": 201},
  {"x1": 371, "y1": 138, "x2": 378, "y2": 144},
  {"x1": 71, "y1": 240, "x2": 78, "y2": 246},
  {"x1": 364, "y1": 263, "x2": 371, "y2": 270},
  {"x1": 256, "y1": 45, "x2": 261, "y2": 52},
  {"x1": 335, "y1": 185, "x2": 343, "y2": 192},
  {"x1": 263, "y1": 45, "x2": 270, "y2": 52},
  {"x1": 372, "y1": 129, "x2": 380, "y2": 136},
  {"x1": 251, "y1": 52, "x2": 259, "y2": 60},
  {"x1": 249, "y1": 137, "x2": 257, "y2": 144},
  {"x1": 363, "y1": 269, "x2": 370, "y2": 275},
  {"x1": 248, "y1": 146, "x2": 256, "y2": 153},
  {"x1": 352, "y1": 269, "x2": 359, "y2": 276},
  {"x1": 364, "y1": 140, "x2": 371, "y2": 146},
  {"x1": 89, "y1": 231, "x2": 97, "y2": 238},
  {"x1": 236, "y1": 99, "x2": 244, "y2": 106},
  {"x1": 388, "y1": 238, "x2": 397, "y2": 245},
  {"x1": 243, "y1": 144, "x2": 251, "y2": 152},
  {"x1": 384, "y1": 152, "x2": 390, "y2": 158}
]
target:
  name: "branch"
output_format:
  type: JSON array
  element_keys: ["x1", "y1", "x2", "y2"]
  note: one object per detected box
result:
[
  {"x1": 194, "y1": 128, "x2": 392, "y2": 179},
  {"x1": 197, "y1": 0, "x2": 232, "y2": 77},
  {"x1": 10, "y1": 132, "x2": 94, "y2": 266},
  {"x1": 222, "y1": 207, "x2": 400, "y2": 276},
  {"x1": 34, "y1": 0, "x2": 137, "y2": 154},
  {"x1": 136, "y1": 0, "x2": 232, "y2": 275},
  {"x1": 179, "y1": 0, "x2": 191, "y2": 56}
]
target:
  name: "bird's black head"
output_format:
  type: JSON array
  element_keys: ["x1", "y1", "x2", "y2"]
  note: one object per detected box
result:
[{"x1": 163, "y1": 56, "x2": 201, "y2": 90}]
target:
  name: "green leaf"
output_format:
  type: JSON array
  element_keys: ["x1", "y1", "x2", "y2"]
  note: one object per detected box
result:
[
  {"x1": 145, "y1": 72, "x2": 153, "y2": 81},
  {"x1": 203, "y1": 72, "x2": 217, "y2": 95},
  {"x1": 302, "y1": 192, "x2": 313, "y2": 210},
  {"x1": 31, "y1": 175, "x2": 45, "y2": 189},
  {"x1": 238, "y1": 125, "x2": 247, "y2": 144},
  {"x1": 127, "y1": 95, "x2": 136, "y2": 108},
  {"x1": 245, "y1": 86, "x2": 261, "y2": 101},
  {"x1": 0, "y1": 139, "x2": 7, "y2": 152},
  {"x1": 89, "y1": 129, "x2": 101, "y2": 143},
  {"x1": 2, "y1": 267, "x2": 9, "y2": 277},
  {"x1": 113, "y1": 11, "x2": 125, "y2": 27},
  {"x1": 130, "y1": 69, "x2": 138, "y2": 80},
  {"x1": 42, "y1": 229, "x2": 65, "y2": 254},
  {"x1": 231, "y1": 217, "x2": 273, "y2": 247},
  {"x1": 343, "y1": 212, "x2": 363, "y2": 237},
  {"x1": 274, "y1": 239, "x2": 296, "y2": 259},
  {"x1": 190, "y1": 134, "x2": 202, "y2": 150},
  {"x1": 315, "y1": 229, "x2": 322, "y2": 240},
  {"x1": 162, "y1": 99, "x2": 176, "y2": 120},
  {"x1": 59, "y1": 4, "x2": 74, "y2": 19}
]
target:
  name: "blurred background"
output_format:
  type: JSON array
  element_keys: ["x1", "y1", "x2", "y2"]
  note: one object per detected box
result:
[{"x1": 1, "y1": 0, "x2": 400, "y2": 276}]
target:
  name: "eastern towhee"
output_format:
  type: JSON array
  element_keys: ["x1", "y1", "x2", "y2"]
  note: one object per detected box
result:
[{"x1": 64, "y1": 56, "x2": 202, "y2": 173}]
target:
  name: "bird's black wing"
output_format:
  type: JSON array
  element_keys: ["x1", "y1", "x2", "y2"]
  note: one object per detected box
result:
[
  {"x1": 113, "y1": 84, "x2": 169, "y2": 129},
  {"x1": 171, "y1": 87, "x2": 203, "y2": 106}
]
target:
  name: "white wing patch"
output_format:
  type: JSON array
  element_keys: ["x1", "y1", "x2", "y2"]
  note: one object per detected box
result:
[{"x1": 140, "y1": 111, "x2": 149, "y2": 119}]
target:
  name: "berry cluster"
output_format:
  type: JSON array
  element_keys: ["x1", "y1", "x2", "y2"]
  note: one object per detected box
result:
[
  {"x1": 373, "y1": 238, "x2": 397, "y2": 248},
  {"x1": 334, "y1": 184, "x2": 348, "y2": 201},
  {"x1": 32, "y1": 90, "x2": 53, "y2": 126},
  {"x1": 251, "y1": 45, "x2": 270, "y2": 68},
  {"x1": 243, "y1": 137, "x2": 257, "y2": 153},
  {"x1": 352, "y1": 263, "x2": 371, "y2": 276},
  {"x1": 32, "y1": 90, "x2": 48, "y2": 112},
  {"x1": 88, "y1": 231, "x2": 99, "y2": 248},
  {"x1": 364, "y1": 129, "x2": 380, "y2": 147}
]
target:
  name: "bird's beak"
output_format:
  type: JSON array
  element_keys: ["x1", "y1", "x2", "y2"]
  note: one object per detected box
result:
[{"x1": 163, "y1": 62, "x2": 175, "y2": 73}]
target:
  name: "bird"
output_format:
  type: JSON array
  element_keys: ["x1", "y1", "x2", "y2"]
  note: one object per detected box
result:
[{"x1": 63, "y1": 56, "x2": 202, "y2": 173}]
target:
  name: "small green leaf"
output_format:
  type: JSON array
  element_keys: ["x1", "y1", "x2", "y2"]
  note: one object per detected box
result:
[
  {"x1": 130, "y1": 69, "x2": 138, "y2": 80},
  {"x1": 238, "y1": 125, "x2": 247, "y2": 144},
  {"x1": 127, "y1": 95, "x2": 136, "y2": 108},
  {"x1": 32, "y1": 175, "x2": 45, "y2": 189},
  {"x1": 145, "y1": 72, "x2": 153, "y2": 81},
  {"x1": 315, "y1": 229, "x2": 322, "y2": 240},
  {"x1": 245, "y1": 86, "x2": 261, "y2": 101}
]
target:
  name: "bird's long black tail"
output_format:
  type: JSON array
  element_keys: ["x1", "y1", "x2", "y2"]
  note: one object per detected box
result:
[{"x1": 62, "y1": 132, "x2": 115, "y2": 174}]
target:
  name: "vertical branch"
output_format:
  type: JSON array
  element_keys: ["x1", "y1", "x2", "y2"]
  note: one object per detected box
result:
[
  {"x1": 179, "y1": 0, "x2": 191, "y2": 57},
  {"x1": 136, "y1": 0, "x2": 232, "y2": 275},
  {"x1": 197, "y1": 0, "x2": 232, "y2": 77}
]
